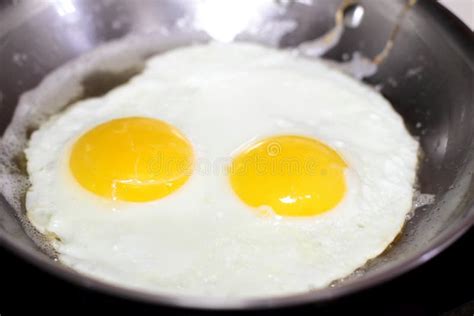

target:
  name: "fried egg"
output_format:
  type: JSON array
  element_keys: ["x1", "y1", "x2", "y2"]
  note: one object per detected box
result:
[{"x1": 25, "y1": 42, "x2": 419, "y2": 297}]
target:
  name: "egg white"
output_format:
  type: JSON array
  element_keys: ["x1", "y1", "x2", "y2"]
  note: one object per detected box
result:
[{"x1": 25, "y1": 42, "x2": 419, "y2": 297}]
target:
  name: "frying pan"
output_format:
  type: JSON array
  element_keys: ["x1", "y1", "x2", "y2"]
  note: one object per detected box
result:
[{"x1": 0, "y1": 0, "x2": 473, "y2": 310}]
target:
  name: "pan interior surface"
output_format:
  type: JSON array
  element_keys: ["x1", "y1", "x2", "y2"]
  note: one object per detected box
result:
[{"x1": 0, "y1": 0, "x2": 473, "y2": 309}]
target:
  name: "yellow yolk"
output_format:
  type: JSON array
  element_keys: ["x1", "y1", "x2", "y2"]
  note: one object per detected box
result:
[
  {"x1": 229, "y1": 135, "x2": 347, "y2": 217},
  {"x1": 69, "y1": 117, "x2": 193, "y2": 202}
]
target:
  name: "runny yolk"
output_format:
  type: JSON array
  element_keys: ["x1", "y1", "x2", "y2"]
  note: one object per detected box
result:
[
  {"x1": 229, "y1": 135, "x2": 347, "y2": 217},
  {"x1": 69, "y1": 117, "x2": 193, "y2": 202}
]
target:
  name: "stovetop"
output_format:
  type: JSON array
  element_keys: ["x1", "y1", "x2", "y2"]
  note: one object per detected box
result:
[{"x1": 1, "y1": 228, "x2": 472, "y2": 315}]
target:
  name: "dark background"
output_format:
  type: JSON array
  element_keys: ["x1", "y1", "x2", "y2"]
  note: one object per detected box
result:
[{"x1": 1, "y1": 229, "x2": 472, "y2": 316}]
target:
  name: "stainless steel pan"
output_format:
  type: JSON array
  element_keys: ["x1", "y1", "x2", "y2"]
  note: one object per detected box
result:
[{"x1": 0, "y1": 0, "x2": 473, "y2": 309}]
